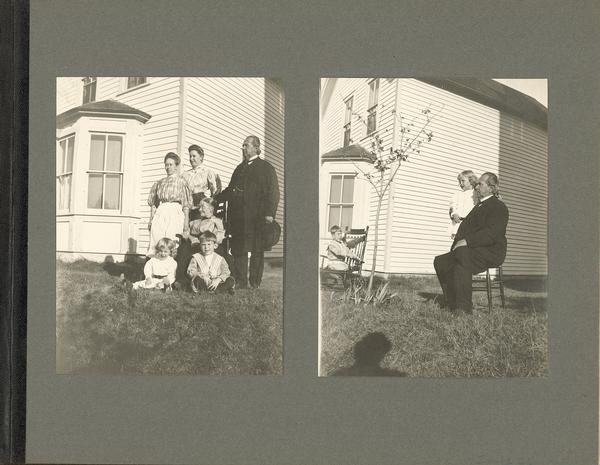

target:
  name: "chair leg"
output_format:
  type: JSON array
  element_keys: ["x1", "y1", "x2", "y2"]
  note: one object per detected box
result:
[
  {"x1": 486, "y1": 269, "x2": 493, "y2": 312},
  {"x1": 498, "y1": 266, "x2": 506, "y2": 309}
]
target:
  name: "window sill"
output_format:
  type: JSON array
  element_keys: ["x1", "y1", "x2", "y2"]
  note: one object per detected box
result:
[{"x1": 116, "y1": 82, "x2": 151, "y2": 97}]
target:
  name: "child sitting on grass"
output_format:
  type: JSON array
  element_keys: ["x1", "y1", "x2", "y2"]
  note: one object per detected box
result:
[
  {"x1": 325, "y1": 225, "x2": 365, "y2": 271},
  {"x1": 187, "y1": 231, "x2": 235, "y2": 294},
  {"x1": 133, "y1": 237, "x2": 177, "y2": 291}
]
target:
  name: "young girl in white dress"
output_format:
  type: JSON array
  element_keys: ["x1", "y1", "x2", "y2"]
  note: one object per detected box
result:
[
  {"x1": 133, "y1": 237, "x2": 178, "y2": 290},
  {"x1": 447, "y1": 170, "x2": 478, "y2": 239}
]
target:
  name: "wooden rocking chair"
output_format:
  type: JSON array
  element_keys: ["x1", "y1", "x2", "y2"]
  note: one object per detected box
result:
[{"x1": 320, "y1": 226, "x2": 369, "y2": 290}]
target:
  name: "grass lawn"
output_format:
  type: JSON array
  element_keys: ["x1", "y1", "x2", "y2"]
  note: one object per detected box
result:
[
  {"x1": 320, "y1": 275, "x2": 548, "y2": 377},
  {"x1": 56, "y1": 259, "x2": 283, "y2": 375}
]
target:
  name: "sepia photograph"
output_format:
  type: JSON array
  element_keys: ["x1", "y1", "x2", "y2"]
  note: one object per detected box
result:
[
  {"x1": 319, "y1": 78, "x2": 548, "y2": 377},
  {"x1": 55, "y1": 77, "x2": 284, "y2": 375}
]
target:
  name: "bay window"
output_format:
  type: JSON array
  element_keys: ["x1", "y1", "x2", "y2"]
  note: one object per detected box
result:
[{"x1": 87, "y1": 134, "x2": 124, "y2": 210}]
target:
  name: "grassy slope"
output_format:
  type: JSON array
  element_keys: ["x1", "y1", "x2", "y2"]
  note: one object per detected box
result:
[
  {"x1": 320, "y1": 276, "x2": 548, "y2": 377},
  {"x1": 57, "y1": 260, "x2": 283, "y2": 375}
]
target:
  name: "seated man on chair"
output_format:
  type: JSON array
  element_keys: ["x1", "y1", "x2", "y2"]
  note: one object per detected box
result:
[{"x1": 433, "y1": 172, "x2": 509, "y2": 314}]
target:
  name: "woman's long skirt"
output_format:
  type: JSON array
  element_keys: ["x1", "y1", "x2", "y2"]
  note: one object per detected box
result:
[{"x1": 147, "y1": 202, "x2": 184, "y2": 256}]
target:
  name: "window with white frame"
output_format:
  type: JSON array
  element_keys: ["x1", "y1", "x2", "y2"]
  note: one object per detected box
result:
[
  {"x1": 57, "y1": 135, "x2": 75, "y2": 212},
  {"x1": 343, "y1": 96, "x2": 353, "y2": 147},
  {"x1": 327, "y1": 174, "x2": 355, "y2": 231},
  {"x1": 367, "y1": 79, "x2": 379, "y2": 135},
  {"x1": 127, "y1": 77, "x2": 147, "y2": 89},
  {"x1": 87, "y1": 133, "x2": 124, "y2": 210},
  {"x1": 82, "y1": 77, "x2": 97, "y2": 104}
]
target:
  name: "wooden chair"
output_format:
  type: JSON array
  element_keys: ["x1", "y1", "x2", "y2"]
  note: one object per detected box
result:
[
  {"x1": 213, "y1": 200, "x2": 233, "y2": 268},
  {"x1": 320, "y1": 226, "x2": 369, "y2": 290},
  {"x1": 472, "y1": 265, "x2": 506, "y2": 312}
]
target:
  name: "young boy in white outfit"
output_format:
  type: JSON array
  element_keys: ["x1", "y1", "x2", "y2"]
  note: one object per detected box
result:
[
  {"x1": 187, "y1": 231, "x2": 235, "y2": 294},
  {"x1": 325, "y1": 225, "x2": 365, "y2": 271}
]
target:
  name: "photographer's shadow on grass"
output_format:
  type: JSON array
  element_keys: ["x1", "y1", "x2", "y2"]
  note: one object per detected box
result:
[{"x1": 329, "y1": 332, "x2": 406, "y2": 377}]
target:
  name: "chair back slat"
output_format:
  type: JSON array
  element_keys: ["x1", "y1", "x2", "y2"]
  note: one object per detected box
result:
[
  {"x1": 343, "y1": 226, "x2": 369, "y2": 269},
  {"x1": 214, "y1": 200, "x2": 230, "y2": 252}
]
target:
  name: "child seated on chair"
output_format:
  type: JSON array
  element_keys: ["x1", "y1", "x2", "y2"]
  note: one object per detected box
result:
[
  {"x1": 188, "y1": 197, "x2": 225, "y2": 246},
  {"x1": 325, "y1": 225, "x2": 365, "y2": 271},
  {"x1": 187, "y1": 231, "x2": 235, "y2": 294},
  {"x1": 133, "y1": 237, "x2": 177, "y2": 291}
]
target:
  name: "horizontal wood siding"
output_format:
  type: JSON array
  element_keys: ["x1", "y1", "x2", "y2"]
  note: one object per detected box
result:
[
  {"x1": 320, "y1": 78, "x2": 396, "y2": 271},
  {"x1": 321, "y1": 78, "x2": 548, "y2": 276},
  {"x1": 389, "y1": 79, "x2": 547, "y2": 275},
  {"x1": 184, "y1": 78, "x2": 285, "y2": 258},
  {"x1": 56, "y1": 78, "x2": 82, "y2": 113},
  {"x1": 94, "y1": 78, "x2": 121, "y2": 99},
  {"x1": 116, "y1": 78, "x2": 181, "y2": 253}
]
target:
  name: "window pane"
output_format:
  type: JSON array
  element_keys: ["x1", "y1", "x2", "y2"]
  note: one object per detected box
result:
[
  {"x1": 340, "y1": 206, "x2": 353, "y2": 231},
  {"x1": 87, "y1": 173, "x2": 103, "y2": 208},
  {"x1": 344, "y1": 97, "x2": 353, "y2": 124},
  {"x1": 329, "y1": 175, "x2": 342, "y2": 203},
  {"x1": 367, "y1": 111, "x2": 377, "y2": 134},
  {"x1": 369, "y1": 79, "x2": 379, "y2": 107},
  {"x1": 66, "y1": 137, "x2": 74, "y2": 172},
  {"x1": 90, "y1": 135, "x2": 105, "y2": 170},
  {"x1": 104, "y1": 174, "x2": 121, "y2": 209},
  {"x1": 64, "y1": 175, "x2": 72, "y2": 211},
  {"x1": 128, "y1": 77, "x2": 146, "y2": 88},
  {"x1": 328, "y1": 206, "x2": 341, "y2": 229},
  {"x1": 58, "y1": 140, "x2": 66, "y2": 174},
  {"x1": 341, "y1": 176, "x2": 354, "y2": 203},
  {"x1": 58, "y1": 175, "x2": 72, "y2": 211},
  {"x1": 106, "y1": 136, "x2": 122, "y2": 171},
  {"x1": 344, "y1": 128, "x2": 351, "y2": 147}
]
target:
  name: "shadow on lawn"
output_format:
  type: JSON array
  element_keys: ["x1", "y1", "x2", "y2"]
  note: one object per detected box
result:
[
  {"x1": 103, "y1": 254, "x2": 146, "y2": 281},
  {"x1": 329, "y1": 332, "x2": 407, "y2": 377},
  {"x1": 418, "y1": 291, "x2": 546, "y2": 314}
]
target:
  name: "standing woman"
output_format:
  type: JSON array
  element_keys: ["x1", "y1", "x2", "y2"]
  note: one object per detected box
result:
[
  {"x1": 182, "y1": 144, "x2": 220, "y2": 222},
  {"x1": 147, "y1": 152, "x2": 192, "y2": 256}
]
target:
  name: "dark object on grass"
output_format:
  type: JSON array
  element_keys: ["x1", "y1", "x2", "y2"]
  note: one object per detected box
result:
[{"x1": 330, "y1": 332, "x2": 406, "y2": 377}]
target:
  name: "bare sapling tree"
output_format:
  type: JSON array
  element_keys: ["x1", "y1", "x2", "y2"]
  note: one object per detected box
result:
[{"x1": 348, "y1": 103, "x2": 443, "y2": 294}]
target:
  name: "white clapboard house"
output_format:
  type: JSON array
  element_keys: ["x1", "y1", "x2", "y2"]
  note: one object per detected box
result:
[
  {"x1": 56, "y1": 77, "x2": 284, "y2": 262},
  {"x1": 320, "y1": 78, "x2": 547, "y2": 276}
]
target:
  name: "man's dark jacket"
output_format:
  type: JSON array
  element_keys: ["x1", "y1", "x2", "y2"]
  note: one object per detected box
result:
[
  {"x1": 453, "y1": 195, "x2": 509, "y2": 270},
  {"x1": 220, "y1": 157, "x2": 280, "y2": 254}
]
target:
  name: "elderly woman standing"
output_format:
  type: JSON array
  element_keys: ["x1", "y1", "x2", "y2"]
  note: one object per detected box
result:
[{"x1": 147, "y1": 152, "x2": 192, "y2": 256}]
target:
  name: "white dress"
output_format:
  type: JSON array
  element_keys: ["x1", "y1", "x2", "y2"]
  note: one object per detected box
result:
[
  {"x1": 132, "y1": 256, "x2": 177, "y2": 289},
  {"x1": 447, "y1": 188, "x2": 477, "y2": 238}
]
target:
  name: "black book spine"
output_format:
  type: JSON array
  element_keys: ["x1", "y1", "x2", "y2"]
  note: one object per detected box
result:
[{"x1": 0, "y1": 0, "x2": 29, "y2": 463}]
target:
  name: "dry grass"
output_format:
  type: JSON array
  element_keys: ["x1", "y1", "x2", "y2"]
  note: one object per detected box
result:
[
  {"x1": 320, "y1": 275, "x2": 548, "y2": 377},
  {"x1": 56, "y1": 259, "x2": 283, "y2": 375}
]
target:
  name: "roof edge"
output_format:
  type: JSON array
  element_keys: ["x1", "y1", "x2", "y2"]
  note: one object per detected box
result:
[
  {"x1": 416, "y1": 78, "x2": 547, "y2": 130},
  {"x1": 57, "y1": 99, "x2": 152, "y2": 128}
]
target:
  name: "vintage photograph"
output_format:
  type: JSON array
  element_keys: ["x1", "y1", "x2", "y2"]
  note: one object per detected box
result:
[
  {"x1": 55, "y1": 77, "x2": 284, "y2": 374},
  {"x1": 319, "y1": 78, "x2": 548, "y2": 377}
]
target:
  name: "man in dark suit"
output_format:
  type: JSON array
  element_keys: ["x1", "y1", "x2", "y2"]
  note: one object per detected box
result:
[
  {"x1": 433, "y1": 172, "x2": 509, "y2": 313},
  {"x1": 219, "y1": 136, "x2": 280, "y2": 289}
]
